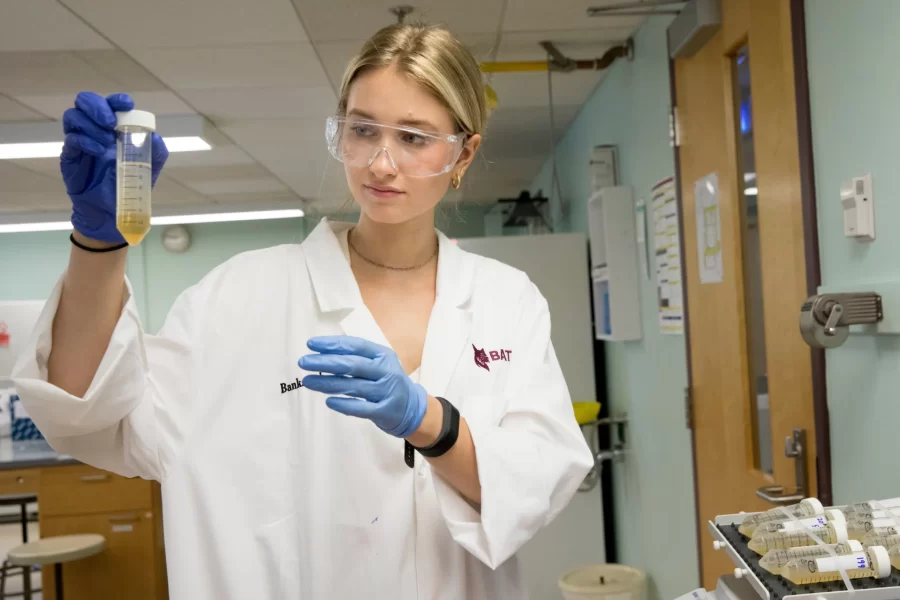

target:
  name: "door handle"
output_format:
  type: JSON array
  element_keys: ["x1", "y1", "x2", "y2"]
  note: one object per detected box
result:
[{"x1": 756, "y1": 428, "x2": 808, "y2": 506}]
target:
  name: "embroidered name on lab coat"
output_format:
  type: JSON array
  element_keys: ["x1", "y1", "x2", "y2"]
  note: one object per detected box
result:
[
  {"x1": 280, "y1": 378, "x2": 304, "y2": 393},
  {"x1": 473, "y1": 345, "x2": 512, "y2": 372}
]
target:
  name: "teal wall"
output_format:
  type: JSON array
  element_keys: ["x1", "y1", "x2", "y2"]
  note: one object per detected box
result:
[
  {"x1": 805, "y1": 1, "x2": 900, "y2": 504},
  {"x1": 530, "y1": 17, "x2": 697, "y2": 600}
]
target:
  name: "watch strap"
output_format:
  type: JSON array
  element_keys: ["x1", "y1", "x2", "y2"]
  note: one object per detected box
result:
[{"x1": 412, "y1": 396, "x2": 460, "y2": 459}]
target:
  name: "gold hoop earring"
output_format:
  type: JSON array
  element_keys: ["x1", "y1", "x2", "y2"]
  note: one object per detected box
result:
[{"x1": 451, "y1": 173, "x2": 462, "y2": 189}]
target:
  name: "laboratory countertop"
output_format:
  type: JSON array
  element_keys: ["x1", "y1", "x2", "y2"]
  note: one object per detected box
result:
[{"x1": 0, "y1": 438, "x2": 78, "y2": 470}]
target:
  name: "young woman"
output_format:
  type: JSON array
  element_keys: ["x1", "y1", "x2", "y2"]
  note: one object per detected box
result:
[{"x1": 13, "y1": 23, "x2": 592, "y2": 599}]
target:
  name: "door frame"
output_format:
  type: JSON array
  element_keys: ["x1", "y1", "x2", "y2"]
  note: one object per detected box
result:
[{"x1": 666, "y1": 0, "x2": 832, "y2": 585}]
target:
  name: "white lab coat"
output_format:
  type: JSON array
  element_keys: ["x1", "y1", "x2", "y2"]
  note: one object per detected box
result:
[{"x1": 12, "y1": 218, "x2": 593, "y2": 600}]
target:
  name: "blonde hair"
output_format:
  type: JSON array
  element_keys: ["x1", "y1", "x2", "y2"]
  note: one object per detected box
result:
[{"x1": 338, "y1": 23, "x2": 488, "y2": 137}]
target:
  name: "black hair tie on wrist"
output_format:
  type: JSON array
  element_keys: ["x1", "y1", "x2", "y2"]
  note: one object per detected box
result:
[{"x1": 70, "y1": 233, "x2": 129, "y2": 253}]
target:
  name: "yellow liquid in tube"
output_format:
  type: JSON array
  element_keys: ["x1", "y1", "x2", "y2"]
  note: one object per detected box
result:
[
  {"x1": 748, "y1": 521, "x2": 848, "y2": 556},
  {"x1": 116, "y1": 161, "x2": 152, "y2": 245},
  {"x1": 847, "y1": 518, "x2": 900, "y2": 541},
  {"x1": 753, "y1": 509, "x2": 845, "y2": 535},
  {"x1": 782, "y1": 546, "x2": 891, "y2": 585},
  {"x1": 759, "y1": 541, "x2": 862, "y2": 575},
  {"x1": 739, "y1": 498, "x2": 824, "y2": 537},
  {"x1": 863, "y1": 532, "x2": 900, "y2": 549}
]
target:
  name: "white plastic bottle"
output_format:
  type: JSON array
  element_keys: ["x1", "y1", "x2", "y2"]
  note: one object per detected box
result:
[
  {"x1": 847, "y1": 517, "x2": 900, "y2": 541},
  {"x1": 739, "y1": 498, "x2": 824, "y2": 537},
  {"x1": 115, "y1": 110, "x2": 156, "y2": 245},
  {"x1": 782, "y1": 546, "x2": 891, "y2": 585},
  {"x1": 759, "y1": 540, "x2": 863, "y2": 575},
  {"x1": 748, "y1": 520, "x2": 848, "y2": 556},
  {"x1": 844, "y1": 497, "x2": 900, "y2": 515},
  {"x1": 753, "y1": 509, "x2": 845, "y2": 536}
]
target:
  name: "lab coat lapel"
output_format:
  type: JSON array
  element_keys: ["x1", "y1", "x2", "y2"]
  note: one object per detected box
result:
[
  {"x1": 419, "y1": 234, "x2": 475, "y2": 399},
  {"x1": 303, "y1": 218, "x2": 392, "y2": 348}
]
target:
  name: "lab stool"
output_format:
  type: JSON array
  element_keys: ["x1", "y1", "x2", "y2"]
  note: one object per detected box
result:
[
  {"x1": 0, "y1": 494, "x2": 38, "y2": 598},
  {"x1": 5, "y1": 534, "x2": 104, "y2": 600}
]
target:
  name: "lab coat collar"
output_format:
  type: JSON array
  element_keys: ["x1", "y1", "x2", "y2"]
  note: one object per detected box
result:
[
  {"x1": 303, "y1": 217, "x2": 475, "y2": 313},
  {"x1": 303, "y1": 218, "x2": 476, "y2": 398}
]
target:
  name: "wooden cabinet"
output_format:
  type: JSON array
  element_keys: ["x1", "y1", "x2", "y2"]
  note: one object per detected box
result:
[
  {"x1": 37, "y1": 465, "x2": 167, "y2": 600},
  {"x1": 0, "y1": 469, "x2": 39, "y2": 496},
  {"x1": 40, "y1": 511, "x2": 160, "y2": 600}
]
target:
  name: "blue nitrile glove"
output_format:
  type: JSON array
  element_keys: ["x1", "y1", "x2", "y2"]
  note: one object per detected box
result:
[
  {"x1": 299, "y1": 336, "x2": 429, "y2": 439},
  {"x1": 60, "y1": 91, "x2": 169, "y2": 243}
]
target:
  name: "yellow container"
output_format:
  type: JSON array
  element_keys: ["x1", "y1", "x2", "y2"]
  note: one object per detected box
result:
[{"x1": 573, "y1": 402, "x2": 602, "y2": 425}]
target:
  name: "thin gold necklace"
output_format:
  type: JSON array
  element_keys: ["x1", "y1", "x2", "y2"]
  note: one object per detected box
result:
[{"x1": 347, "y1": 228, "x2": 438, "y2": 271}]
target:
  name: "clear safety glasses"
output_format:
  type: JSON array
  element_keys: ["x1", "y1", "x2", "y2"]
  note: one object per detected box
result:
[{"x1": 325, "y1": 115, "x2": 466, "y2": 178}]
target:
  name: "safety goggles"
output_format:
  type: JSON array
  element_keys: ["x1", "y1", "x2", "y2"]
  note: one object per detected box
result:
[{"x1": 325, "y1": 115, "x2": 466, "y2": 178}]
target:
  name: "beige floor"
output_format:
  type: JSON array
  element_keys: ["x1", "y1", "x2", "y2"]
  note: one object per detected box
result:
[{"x1": 0, "y1": 520, "x2": 43, "y2": 599}]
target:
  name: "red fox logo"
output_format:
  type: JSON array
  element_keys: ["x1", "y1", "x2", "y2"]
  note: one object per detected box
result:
[{"x1": 473, "y1": 345, "x2": 512, "y2": 372}]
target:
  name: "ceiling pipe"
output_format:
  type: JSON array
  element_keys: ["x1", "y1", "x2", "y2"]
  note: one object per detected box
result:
[
  {"x1": 480, "y1": 40, "x2": 634, "y2": 73},
  {"x1": 586, "y1": 0, "x2": 684, "y2": 15}
]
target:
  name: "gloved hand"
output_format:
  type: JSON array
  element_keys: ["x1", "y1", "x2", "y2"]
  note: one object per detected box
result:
[
  {"x1": 299, "y1": 336, "x2": 428, "y2": 439},
  {"x1": 61, "y1": 91, "x2": 169, "y2": 243}
]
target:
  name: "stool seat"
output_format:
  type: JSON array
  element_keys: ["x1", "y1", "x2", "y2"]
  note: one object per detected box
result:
[
  {"x1": 0, "y1": 494, "x2": 37, "y2": 507},
  {"x1": 8, "y1": 534, "x2": 104, "y2": 566}
]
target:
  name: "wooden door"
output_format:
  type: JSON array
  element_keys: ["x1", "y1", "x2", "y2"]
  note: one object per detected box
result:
[
  {"x1": 674, "y1": 0, "x2": 819, "y2": 588},
  {"x1": 40, "y1": 511, "x2": 160, "y2": 600}
]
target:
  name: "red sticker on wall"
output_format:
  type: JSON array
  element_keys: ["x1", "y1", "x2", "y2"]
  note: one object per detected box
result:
[{"x1": 0, "y1": 322, "x2": 9, "y2": 348}]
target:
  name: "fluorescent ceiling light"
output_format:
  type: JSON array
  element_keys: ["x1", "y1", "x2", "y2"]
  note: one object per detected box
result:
[
  {"x1": 745, "y1": 187, "x2": 759, "y2": 196},
  {"x1": 153, "y1": 209, "x2": 304, "y2": 225},
  {"x1": 163, "y1": 136, "x2": 211, "y2": 152},
  {"x1": 0, "y1": 209, "x2": 305, "y2": 233},
  {"x1": 0, "y1": 136, "x2": 211, "y2": 160},
  {"x1": 0, "y1": 142, "x2": 64, "y2": 160},
  {"x1": 0, "y1": 221, "x2": 72, "y2": 233}
]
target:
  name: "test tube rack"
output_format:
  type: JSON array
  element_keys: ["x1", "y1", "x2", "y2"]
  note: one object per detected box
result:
[{"x1": 709, "y1": 513, "x2": 900, "y2": 600}]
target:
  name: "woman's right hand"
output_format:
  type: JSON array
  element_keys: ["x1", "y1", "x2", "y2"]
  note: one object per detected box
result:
[{"x1": 60, "y1": 92, "x2": 169, "y2": 244}]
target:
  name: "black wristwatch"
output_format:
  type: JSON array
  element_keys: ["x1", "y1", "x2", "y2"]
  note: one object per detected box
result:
[{"x1": 406, "y1": 397, "x2": 460, "y2": 465}]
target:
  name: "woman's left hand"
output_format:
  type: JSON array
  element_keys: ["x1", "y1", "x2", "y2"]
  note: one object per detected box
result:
[{"x1": 298, "y1": 336, "x2": 428, "y2": 439}]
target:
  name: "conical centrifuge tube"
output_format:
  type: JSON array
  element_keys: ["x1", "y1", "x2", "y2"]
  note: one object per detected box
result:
[
  {"x1": 844, "y1": 497, "x2": 900, "y2": 515},
  {"x1": 739, "y1": 498, "x2": 824, "y2": 537},
  {"x1": 781, "y1": 546, "x2": 890, "y2": 585},
  {"x1": 848, "y1": 508, "x2": 900, "y2": 522},
  {"x1": 847, "y1": 518, "x2": 900, "y2": 541},
  {"x1": 748, "y1": 520, "x2": 848, "y2": 556},
  {"x1": 753, "y1": 509, "x2": 845, "y2": 536},
  {"x1": 862, "y1": 532, "x2": 900, "y2": 549},
  {"x1": 759, "y1": 540, "x2": 862, "y2": 575}
]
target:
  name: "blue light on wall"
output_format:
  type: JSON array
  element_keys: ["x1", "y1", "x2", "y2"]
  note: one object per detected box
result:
[{"x1": 740, "y1": 100, "x2": 752, "y2": 134}]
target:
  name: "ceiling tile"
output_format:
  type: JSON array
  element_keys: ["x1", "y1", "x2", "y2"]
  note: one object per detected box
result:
[
  {"x1": 0, "y1": 52, "x2": 120, "y2": 96},
  {"x1": 0, "y1": 96, "x2": 48, "y2": 122},
  {"x1": 0, "y1": 162, "x2": 62, "y2": 193},
  {"x1": 9, "y1": 158, "x2": 62, "y2": 178},
  {"x1": 75, "y1": 50, "x2": 167, "y2": 92},
  {"x1": 151, "y1": 175, "x2": 211, "y2": 206},
  {"x1": 185, "y1": 177, "x2": 289, "y2": 196},
  {"x1": 61, "y1": 0, "x2": 308, "y2": 48},
  {"x1": 181, "y1": 87, "x2": 336, "y2": 122},
  {"x1": 486, "y1": 70, "x2": 605, "y2": 109},
  {"x1": 0, "y1": 0, "x2": 112, "y2": 52},
  {"x1": 132, "y1": 44, "x2": 330, "y2": 91},
  {"x1": 15, "y1": 90, "x2": 196, "y2": 121},
  {"x1": 313, "y1": 40, "x2": 363, "y2": 92},
  {"x1": 503, "y1": 1, "x2": 645, "y2": 33},
  {"x1": 162, "y1": 145, "x2": 257, "y2": 169},
  {"x1": 294, "y1": 0, "x2": 504, "y2": 42},
  {"x1": 0, "y1": 192, "x2": 70, "y2": 213}
]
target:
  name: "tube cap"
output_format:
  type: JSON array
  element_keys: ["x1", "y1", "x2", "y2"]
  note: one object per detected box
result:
[
  {"x1": 803, "y1": 497, "x2": 825, "y2": 515},
  {"x1": 115, "y1": 110, "x2": 156, "y2": 132},
  {"x1": 847, "y1": 540, "x2": 864, "y2": 552},
  {"x1": 827, "y1": 509, "x2": 846, "y2": 525},
  {"x1": 832, "y1": 519, "x2": 849, "y2": 543},
  {"x1": 870, "y1": 545, "x2": 891, "y2": 578}
]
